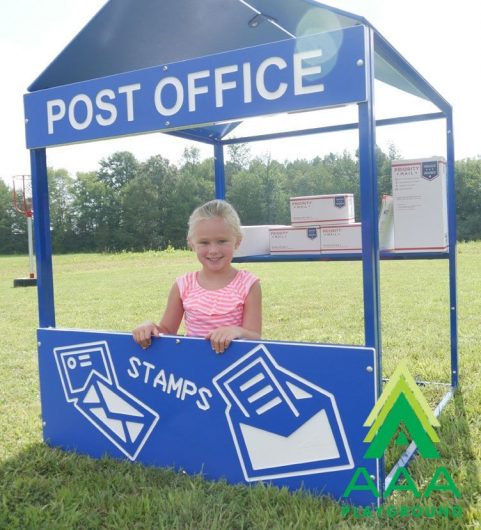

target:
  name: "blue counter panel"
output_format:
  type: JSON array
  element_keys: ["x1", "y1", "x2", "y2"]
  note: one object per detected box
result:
[{"x1": 38, "y1": 328, "x2": 379, "y2": 505}]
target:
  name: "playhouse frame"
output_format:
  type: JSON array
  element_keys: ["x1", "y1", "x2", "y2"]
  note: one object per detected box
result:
[{"x1": 25, "y1": 2, "x2": 457, "y2": 494}]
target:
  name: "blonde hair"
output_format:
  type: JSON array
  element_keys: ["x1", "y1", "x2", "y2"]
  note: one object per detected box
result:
[{"x1": 188, "y1": 199, "x2": 242, "y2": 243}]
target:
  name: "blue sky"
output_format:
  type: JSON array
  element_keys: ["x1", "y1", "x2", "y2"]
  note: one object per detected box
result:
[{"x1": 1, "y1": 0, "x2": 480, "y2": 182}]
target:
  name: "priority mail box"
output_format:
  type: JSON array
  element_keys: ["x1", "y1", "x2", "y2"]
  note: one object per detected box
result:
[
  {"x1": 269, "y1": 226, "x2": 321, "y2": 255},
  {"x1": 320, "y1": 223, "x2": 362, "y2": 253},
  {"x1": 290, "y1": 194, "x2": 355, "y2": 226},
  {"x1": 234, "y1": 225, "x2": 290, "y2": 257},
  {"x1": 392, "y1": 157, "x2": 448, "y2": 252}
]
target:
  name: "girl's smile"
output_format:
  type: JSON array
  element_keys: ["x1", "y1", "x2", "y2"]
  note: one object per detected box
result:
[{"x1": 189, "y1": 217, "x2": 240, "y2": 275}]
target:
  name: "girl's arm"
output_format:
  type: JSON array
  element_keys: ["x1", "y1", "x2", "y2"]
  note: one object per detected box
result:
[
  {"x1": 240, "y1": 280, "x2": 262, "y2": 339},
  {"x1": 206, "y1": 280, "x2": 262, "y2": 353},
  {"x1": 133, "y1": 283, "x2": 184, "y2": 348}
]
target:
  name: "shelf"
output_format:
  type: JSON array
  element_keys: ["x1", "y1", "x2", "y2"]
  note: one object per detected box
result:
[{"x1": 233, "y1": 251, "x2": 450, "y2": 263}]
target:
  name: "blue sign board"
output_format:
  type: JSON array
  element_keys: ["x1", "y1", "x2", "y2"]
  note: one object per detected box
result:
[
  {"x1": 38, "y1": 328, "x2": 378, "y2": 505},
  {"x1": 25, "y1": 26, "x2": 366, "y2": 148}
]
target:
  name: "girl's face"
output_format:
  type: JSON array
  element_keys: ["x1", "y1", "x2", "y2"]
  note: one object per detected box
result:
[{"x1": 189, "y1": 217, "x2": 240, "y2": 273}]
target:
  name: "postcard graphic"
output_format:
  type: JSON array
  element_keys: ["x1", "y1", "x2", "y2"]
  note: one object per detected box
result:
[
  {"x1": 213, "y1": 344, "x2": 354, "y2": 481},
  {"x1": 54, "y1": 341, "x2": 159, "y2": 461}
]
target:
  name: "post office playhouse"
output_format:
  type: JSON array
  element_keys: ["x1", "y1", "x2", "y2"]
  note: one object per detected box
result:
[{"x1": 24, "y1": 0, "x2": 457, "y2": 507}]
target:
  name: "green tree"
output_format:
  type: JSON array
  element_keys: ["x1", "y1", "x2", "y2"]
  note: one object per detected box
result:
[
  {"x1": 455, "y1": 158, "x2": 481, "y2": 241},
  {"x1": 256, "y1": 155, "x2": 289, "y2": 224},
  {"x1": 29, "y1": 144, "x2": 479, "y2": 252},
  {"x1": 120, "y1": 155, "x2": 178, "y2": 250},
  {"x1": 48, "y1": 168, "x2": 76, "y2": 252},
  {"x1": 0, "y1": 180, "x2": 24, "y2": 253},
  {"x1": 376, "y1": 143, "x2": 401, "y2": 199},
  {"x1": 167, "y1": 148, "x2": 214, "y2": 247},
  {"x1": 97, "y1": 151, "x2": 140, "y2": 191},
  {"x1": 228, "y1": 169, "x2": 264, "y2": 225},
  {"x1": 225, "y1": 142, "x2": 251, "y2": 187},
  {"x1": 71, "y1": 172, "x2": 118, "y2": 251},
  {"x1": 92, "y1": 151, "x2": 141, "y2": 249},
  {"x1": 227, "y1": 143, "x2": 251, "y2": 170},
  {"x1": 284, "y1": 158, "x2": 320, "y2": 197}
]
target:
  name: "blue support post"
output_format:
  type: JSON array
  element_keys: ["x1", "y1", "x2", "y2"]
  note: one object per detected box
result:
[
  {"x1": 30, "y1": 148, "x2": 56, "y2": 328},
  {"x1": 446, "y1": 111, "x2": 458, "y2": 388},
  {"x1": 358, "y1": 27, "x2": 384, "y2": 498},
  {"x1": 214, "y1": 141, "x2": 226, "y2": 199},
  {"x1": 358, "y1": 28, "x2": 382, "y2": 360}
]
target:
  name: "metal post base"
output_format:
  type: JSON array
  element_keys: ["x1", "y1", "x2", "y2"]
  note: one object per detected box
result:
[{"x1": 13, "y1": 277, "x2": 37, "y2": 287}]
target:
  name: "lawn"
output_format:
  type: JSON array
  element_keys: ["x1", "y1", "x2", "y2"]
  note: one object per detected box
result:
[{"x1": 1, "y1": 243, "x2": 480, "y2": 529}]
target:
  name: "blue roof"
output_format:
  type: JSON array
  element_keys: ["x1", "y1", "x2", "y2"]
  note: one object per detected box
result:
[
  {"x1": 29, "y1": 1, "x2": 365, "y2": 91},
  {"x1": 27, "y1": 0, "x2": 450, "y2": 143}
]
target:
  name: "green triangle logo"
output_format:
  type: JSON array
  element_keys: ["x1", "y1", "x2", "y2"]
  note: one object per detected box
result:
[{"x1": 363, "y1": 361, "x2": 440, "y2": 459}]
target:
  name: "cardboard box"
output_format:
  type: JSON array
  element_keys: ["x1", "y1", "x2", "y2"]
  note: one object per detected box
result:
[
  {"x1": 378, "y1": 194, "x2": 394, "y2": 251},
  {"x1": 320, "y1": 223, "x2": 362, "y2": 253},
  {"x1": 290, "y1": 194, "x2": 355, "y2": 226},
  {"x1": 269, "y1": 226, "x2": 321, "y2": 255},
  {"x1": 392, "y1": 157, "x2": 448, "y2": 252},
  {"x1": 234, "y1": 225, "x2": 290, "y2": 257}
]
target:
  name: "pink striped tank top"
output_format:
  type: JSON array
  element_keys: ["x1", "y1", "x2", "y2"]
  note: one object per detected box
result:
[{"x1": 176, "y1": 270, "x2": 259, "y2": 337}]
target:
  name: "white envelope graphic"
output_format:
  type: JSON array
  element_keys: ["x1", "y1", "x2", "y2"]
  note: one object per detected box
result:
[
  {"x1": 239, "y1": 409, "x2": 340, "y2": 470},
  {"x1": 72, "y1": 376, "x2": 160, "y2": 461},
  {"x1": 213, "y1": 344, "x2": 355, "y2": 481},
  {"x1": 55, "y1": 341, "x2": 160, "y2": 461},
  {"x1": 83, "y1": 380, "x2": 146, "y2": 444}
]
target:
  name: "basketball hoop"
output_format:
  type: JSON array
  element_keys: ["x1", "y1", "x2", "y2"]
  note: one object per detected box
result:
[
  {"x1": 13, "y1": 174, "x2": 33, "y2": 217},
  {"x1": 12, "y1": 175, "x2": 37, "y2": 287}
]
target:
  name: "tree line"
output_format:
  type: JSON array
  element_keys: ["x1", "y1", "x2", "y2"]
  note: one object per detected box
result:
[{"x1": 1, "y1": 145, "x2": 480, "y2": 254}]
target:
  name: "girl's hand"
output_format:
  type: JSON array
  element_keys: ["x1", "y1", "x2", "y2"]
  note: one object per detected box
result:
[
  {"x1": 206, "y1": 326, "x2": 242, "y2": 354},
  {"x1": 132, "y1": 321, "x2": 162, "y2": 349}
]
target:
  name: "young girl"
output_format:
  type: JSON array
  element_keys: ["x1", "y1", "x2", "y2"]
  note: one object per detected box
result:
[{"x1": 133, "y1": 199, "x2": 262, "y2": 354}]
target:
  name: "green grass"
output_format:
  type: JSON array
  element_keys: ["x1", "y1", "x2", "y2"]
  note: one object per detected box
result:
[{"x1": 1, "y1": 244, "x2": 481, "y2": 529}]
